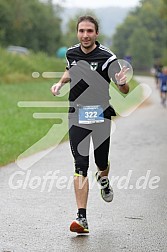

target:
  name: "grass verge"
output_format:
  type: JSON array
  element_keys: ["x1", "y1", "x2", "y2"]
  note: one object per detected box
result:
[
  {"x1": 0, "y1": 79, "x2": 141, "y2": 166},
  {"x1": 0, "y1": 47, "x2": 143, "y2": 166}
]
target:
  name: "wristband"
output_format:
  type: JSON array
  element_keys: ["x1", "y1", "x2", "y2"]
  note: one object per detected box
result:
[
  {"x1": 118, "y1": 83, "x2": 126, "y2": 86},
  {"x1": 115, "y1": 82, "x2": 126, "y2": 86}
]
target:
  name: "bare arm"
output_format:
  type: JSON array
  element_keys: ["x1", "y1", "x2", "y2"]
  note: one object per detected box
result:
[
  {"x1": 117, "y1": 83, "x2": 129, "y2": 94},
  {"x1": 115, "y1": 66, "x2": 129, "y2": 94},
  {"x1": 51, "y1": 70, "x2": 70, "y2": 96}
]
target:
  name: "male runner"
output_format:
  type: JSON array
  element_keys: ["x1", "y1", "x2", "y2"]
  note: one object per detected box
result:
[{"x1": 51, "y1": 15, "x2": 129, "y2": 233}]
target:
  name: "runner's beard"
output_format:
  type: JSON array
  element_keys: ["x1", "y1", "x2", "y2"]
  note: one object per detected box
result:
[{"x1": 81, "y1": 41, "x2": 95, "y2": 49}]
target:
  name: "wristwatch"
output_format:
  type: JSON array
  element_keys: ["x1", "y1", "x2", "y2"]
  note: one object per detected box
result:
[
  {"x1": 115, "y1": 82, "x2": 126, "y2": 86},
  {"x1": 118, "y1": 83, "x2": 126, "y2": 86}
]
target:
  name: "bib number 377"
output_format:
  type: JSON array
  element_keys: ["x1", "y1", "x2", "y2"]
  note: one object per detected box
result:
[{"x1": 79, "y1": 105, "x2": 104, "y2": 124}]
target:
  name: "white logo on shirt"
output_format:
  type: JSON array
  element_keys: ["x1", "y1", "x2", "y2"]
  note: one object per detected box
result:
[
  {"x1": 71, "y1": 60, "x2": 77, "y2": 66},
  {"x1": 90, "y1": 62, "x2": 98, "y2": 71}
]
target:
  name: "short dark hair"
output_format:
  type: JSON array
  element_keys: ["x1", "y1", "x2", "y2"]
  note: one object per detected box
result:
[{"x1": 77, "y1": 16, "x2": 99, "y2": 33}]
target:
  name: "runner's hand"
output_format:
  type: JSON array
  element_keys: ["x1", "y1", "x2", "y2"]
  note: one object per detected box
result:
[
  {"x1": 115, "y1": 66, "x2": 129, "y2": 86},
  {"x1": 51, "y1": 83, "x2": 61, "y2": 96}
]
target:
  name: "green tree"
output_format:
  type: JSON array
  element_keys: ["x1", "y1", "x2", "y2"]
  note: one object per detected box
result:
[
  {"x1": 112, "y1": 0, "x2": 166, "y2": 70},
  {"x1": 63, "y1": 17, "x2": 79, "y2": 47},
  {"x1": 159, "y1": 0, "x2": 167, "y2": 65},
  {"x1": 128, "y1": 27, "x2": 153, "y2": 70},
  {"x1": 0, "y1": 0, "x2": 63, "y2": 54},
  {"x1": 135, "y1": 0, "x2": 166, "y2": 59},
  {"x1": 0, "y1": 0, "x2": 14, "y2": 44},
  {"x1": 112, "y1": 14, "x2": 139, "y2": 58},
  {"x1": 160, "y1": 0, "x2": 167, "y2": 20}
]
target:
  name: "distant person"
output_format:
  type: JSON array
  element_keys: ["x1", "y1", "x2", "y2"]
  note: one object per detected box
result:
[
  {"x1": 51, "y1": 15, "x2": 129, "y2": 233},
  {"x1": 153, "y1": 61, "x2": 163, "y2": 89},
  {"x1": 158, "y1": 66, "x2": 167, "y2": 107}
]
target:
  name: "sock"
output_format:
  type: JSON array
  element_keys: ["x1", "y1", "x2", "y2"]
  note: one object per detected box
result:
[{"x1": 78, "y1": 208, "x2": 86, "y2": 218}]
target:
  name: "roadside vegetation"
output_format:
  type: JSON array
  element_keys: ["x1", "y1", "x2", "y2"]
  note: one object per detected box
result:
[
  {"x1": 2, "y1": 0, "x2": 164, "y2": 165},
  {"x1": 0, "y1": 49, "x2": 140, "y2": 166}
]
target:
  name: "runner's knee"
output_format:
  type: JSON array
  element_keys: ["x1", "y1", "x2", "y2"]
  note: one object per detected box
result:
[
  {"x1": 95, "y1": 160, "x2": 108, "y2": 171},
  {"x1": 75, "y1": 166, "x2": 88, "y2": 177},
  {"x1": 74, "y1": 156, "x2": 89, "y2": 177}
]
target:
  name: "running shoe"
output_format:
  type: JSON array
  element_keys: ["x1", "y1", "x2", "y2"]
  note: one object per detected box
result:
[
  {"x1": 95, "y1": 172, "x2": 114, "y2": 202},
  {"x1": 70, "y1": 214, "x2": 89, "y2": 233}
]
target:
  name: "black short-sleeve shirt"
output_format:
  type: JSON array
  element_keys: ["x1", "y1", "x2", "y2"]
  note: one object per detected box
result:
[{"x1": 66, "y1": 41, "x2": 120, "y2": 117}]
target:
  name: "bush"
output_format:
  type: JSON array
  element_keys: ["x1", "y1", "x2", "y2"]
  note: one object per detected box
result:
[{"x1": 0, "y1": 47, "x2": 66, "y2": 83}]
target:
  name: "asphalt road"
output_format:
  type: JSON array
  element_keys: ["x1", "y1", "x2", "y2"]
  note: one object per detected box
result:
[{"x1": 0, "y1": 76, "x2": 166, "y2": 252}]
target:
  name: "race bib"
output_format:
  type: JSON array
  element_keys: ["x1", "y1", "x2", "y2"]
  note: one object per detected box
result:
[{"x1": 78, "y1": 105, "x2": 104, "y2": 124}]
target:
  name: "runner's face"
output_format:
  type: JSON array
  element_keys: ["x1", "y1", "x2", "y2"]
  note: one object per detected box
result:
[{"x1": 77, "y1": 21, "x2": 98, "y2": 50}]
